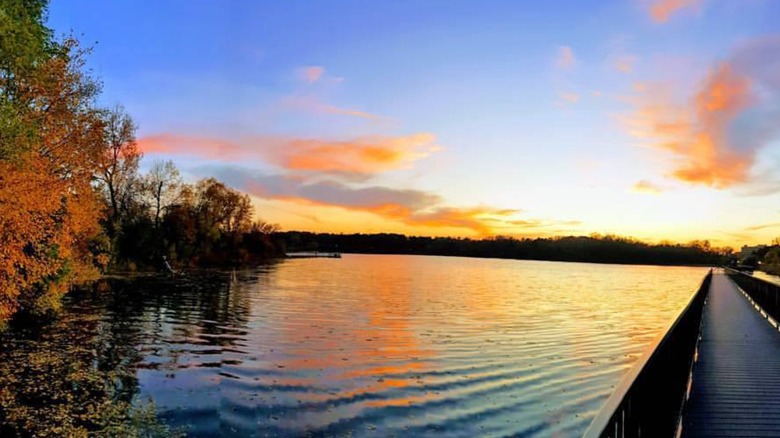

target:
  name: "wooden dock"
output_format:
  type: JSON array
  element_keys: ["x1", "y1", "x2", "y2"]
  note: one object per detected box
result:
[
  {"x1": 682, "y1": 273, "x2": 780, "y2": 436},
  {"x1": 584, "y1": 270, "x2": 780, "y2": 437}
]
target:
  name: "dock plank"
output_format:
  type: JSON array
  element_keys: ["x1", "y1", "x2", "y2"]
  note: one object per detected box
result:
[{"x1": 682, "y1": 273, "x2": 780, "y2": 437}]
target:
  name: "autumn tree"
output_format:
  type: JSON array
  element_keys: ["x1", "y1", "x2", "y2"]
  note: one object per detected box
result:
[
  {"x1": 0, "y1": 0, "x2": 282, "y2": 322},
  {"x1": 94, "y1": 105, "x2": 142, "y2": 227},
  {"x1": 195, "y1": 178, "x2": 253, "y2": 235},
  {"x1": 0, "y1": 18, "x2": 109, "y2": 321},
  {"x1": 141, "y1": 160, "x2": 184, "y2": 228}
]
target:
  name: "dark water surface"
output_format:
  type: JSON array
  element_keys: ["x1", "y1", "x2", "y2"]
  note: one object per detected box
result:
[{"x1": 0, "y1": 255, "x2": 708, "y2": 437}]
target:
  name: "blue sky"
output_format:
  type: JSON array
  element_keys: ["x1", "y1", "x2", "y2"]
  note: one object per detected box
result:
[{"x1": 48, "y1": 0, "x2": 780, "y2": 246}]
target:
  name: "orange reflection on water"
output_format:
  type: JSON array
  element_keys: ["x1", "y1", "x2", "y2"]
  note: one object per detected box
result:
[
  {"x1": 266, "y1": 255, "x2": 437, "y2": 410},
  {"x1": 243, "y1": 255, "x2": 707, "y2": 435}
]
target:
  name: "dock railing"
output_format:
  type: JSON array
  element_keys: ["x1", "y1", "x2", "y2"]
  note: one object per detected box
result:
[
  {"x1": 725, "y1": 267, "x2": 780, "y2": 323},
  {"x1": 583, "y1": 270, "x2": 713, "y2": 438}
]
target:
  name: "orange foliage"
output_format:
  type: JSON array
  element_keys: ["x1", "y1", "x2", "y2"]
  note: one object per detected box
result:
[{"x1": 0, "y1": 39, "x2": 107, "y2": 320}]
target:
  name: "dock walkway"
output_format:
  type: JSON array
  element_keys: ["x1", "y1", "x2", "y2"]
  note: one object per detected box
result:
[{"x1": 682, "y1": 273, "x2": 780, "y2": 436}]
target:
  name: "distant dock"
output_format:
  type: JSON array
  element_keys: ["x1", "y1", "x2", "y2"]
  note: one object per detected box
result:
[{"x1": 286, "y1": 251, "x2": 342, "y2": 259}]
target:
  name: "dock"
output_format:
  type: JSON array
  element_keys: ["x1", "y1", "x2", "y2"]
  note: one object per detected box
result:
[
  {"x1": 584, "y1": 269, "x2": 780, "y2": 437},
  {"x1": 681, "y1": 273, "x2": 780, "y2": 436},
  {"x1": 285, "y1": 251, "x2": 342, "y2": 259}
]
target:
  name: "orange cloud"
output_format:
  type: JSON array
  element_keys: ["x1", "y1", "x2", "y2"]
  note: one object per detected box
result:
[
  {"x1": 252, "y1": 197, "x2": 517, "y2": 235},
  {"x1": 138, "y1": 133, "x2": 441, "y2": 178},
  {"x1": 300, "y1": 66, "x2": 325, "y2": 83},
  {"x1": 556, "y1": 46, "x2": 577, "y2": 70},
  {"x1": 138, "y1": 134, "x2": 250, "y2": 160},
  {"x1": 632, "y1": 180, "x2": 663, "y2": 194},
  {"x1": 404, "y1": 207, "x2": 518, "y2": 235},
  {"x1": 200, "y1": 166, "x2": 544, "y2": 236},
  {"x1": 268, "y1": 134, "x2": 441, "y2": 176},
  {"x1": 649, "y1": 0, "x2": 701, "y2": 23},
  {"x1": 624, "y1": 62, "x2": 757, "y2": 188},
  {"x1": 677, "y1": 64, "x2": 752, "y2": 186}
]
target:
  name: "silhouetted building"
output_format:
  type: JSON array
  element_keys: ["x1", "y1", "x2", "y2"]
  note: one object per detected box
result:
[{"x1": 739, "y1": 245, "x2": 767, "y2": 259}]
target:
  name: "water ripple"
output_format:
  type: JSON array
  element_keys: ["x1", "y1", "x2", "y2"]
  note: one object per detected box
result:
[{"x1": 44, "y1": 255, "x2": 708, "y2": 436}]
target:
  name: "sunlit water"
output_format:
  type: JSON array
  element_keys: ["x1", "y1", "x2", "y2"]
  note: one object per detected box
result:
[
  {"x1": 754, "y1": 271, "x2": 780, "y2": 286},
  {"x1": 0, "y1": 255, "x2": 708, "y2": 437}
]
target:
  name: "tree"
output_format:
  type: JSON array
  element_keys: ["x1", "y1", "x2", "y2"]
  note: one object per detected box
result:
[
  {"x1": 141, "y1": 160, "x2": 184, "y2": 228},
  {"x1": 0, "y1": 30, "x2": 108, "y2": 320},
  {"x1": 95, "y1": 105, "x2": 141, "y2": 226},
  {"x1": 0, "y1": 0, "x2": 53, "y2": 161},
  {"x1": 195, "y1": 178, "x2": 252, "y2": 235},
  {"x1": 251, "y1": 221, "x2": 280, "y2": 236}
]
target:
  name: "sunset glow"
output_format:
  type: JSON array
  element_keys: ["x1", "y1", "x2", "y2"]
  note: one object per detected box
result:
[{"x1": 48, "y1": 0, "x2": 780, "y2": 247}]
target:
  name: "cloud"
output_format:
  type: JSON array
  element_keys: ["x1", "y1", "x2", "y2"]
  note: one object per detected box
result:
[
  {"x1": 204, "y1": 167, "x2": 440, "y2": 211},
  {"x1": 265, "y1": 133, "x2": 441, "y2": 177},
  {"x1": 648, "y1": 0, "x2": 702, "y2": 23},
  {"x1": 202, "y1": 166, "x2": 528, "y2": 235},
  {"x1": 556, "y1": 46, "x2": 577, "y2": 70},
  {"x1": 559, "y1": 92, "x2": 580, "y2": 104},
  {"x1": 281, "y1": 96, "x2": 391, "y2": 122},
  {"x1": 622, "y1": 35, "x2": 780, "y2": 189},
  {"x1": 138, "y1": 133, "x2": 441, "y2": 179},
  {"x1": 613, "y1": 55, "x2": 639, "y2": 73},
  {"x1": 401, "y1": 207, "x2": 517, "y2": 235},
  {"x1": 606, "y1": 35, "x2": 639, "y2": 74},
  {"x1": 300, "y1": 66, "x2": 325, "y2": 83},
  {"x1": 139, "y1": 134, "x2": 252, "y2": 161},
  {"x1": 632, "y1": 180, "x2": 664, "y2": 194},
  {"x1": 744, "y1": 222, "x2": 780, "y2": 232}
]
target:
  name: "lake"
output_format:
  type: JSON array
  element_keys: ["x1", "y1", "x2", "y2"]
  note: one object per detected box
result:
[{"x1": 0, "y1": 255, "x2": 708, "y2": 437}]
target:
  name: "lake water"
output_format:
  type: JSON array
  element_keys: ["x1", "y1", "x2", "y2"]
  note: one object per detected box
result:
[
  {"x1": 755, "y1": 270, "x2": 780, "y2": 286},
  {"x1": 0, "y1": 255, "x2": 708, "y2": 437}
]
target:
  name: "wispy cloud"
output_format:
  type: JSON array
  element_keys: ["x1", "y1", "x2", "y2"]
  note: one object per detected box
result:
[
  {"x1": 403, "y1": 207, "x2": 520, "y2": 235},
  {"x1": 142, "y1": 135, "x2": 577, "y2": 235},
  {"x1": 267, "y1": 134, "x2": 442, "y2": 179},
  {"x1": 632, "y1": 180, "x2": 664, "y2": 194},
  {"x1": 281, "y1": 96, "x2": 392, "y2": 122},
  {"x1": 613, "y1": 55, "x2": 640, "y2": 73},
  {"x1": 559, "y1": 92, "x2": 580, "y2": 104},
  {"x1": 622, "y1": 35, "x2": 780, "y2": 189},
  {"x1": 648, "y1": 0, "x2": 702, "y2": 23},
  {"x1": 606, "y1": 34, "x2": 639, "y2": 74},
  {"x1": 138, "y1": 133, "x2": 442, "y2": 180},
  {"x1": 744, "y1": 222, "x2": 780, "y2": 232},
  {"x1": 300, "y1": 66, "x2": 325, "y2": 83},
  {"x1": 556, "y1": 46, "x2": 577, "y2": 70},
  {"x1": 139, "y1": 134, "x2": 252, "y2": 161},
  {"x1": 204, "y1": 166, "x2": 534, "y2": 235}
]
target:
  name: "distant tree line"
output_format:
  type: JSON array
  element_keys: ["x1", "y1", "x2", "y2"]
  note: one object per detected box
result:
[
  {"x1": 0, "y1": 0, "x2": 281, "y2": 323},
  {"x1": 281, "y1": 232, "x2": 731, "y2": 266}
]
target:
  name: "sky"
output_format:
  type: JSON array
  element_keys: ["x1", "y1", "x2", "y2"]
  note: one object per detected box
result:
[{"x1": 47, "y1": 0, "x2": 780, "y2": 248}]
